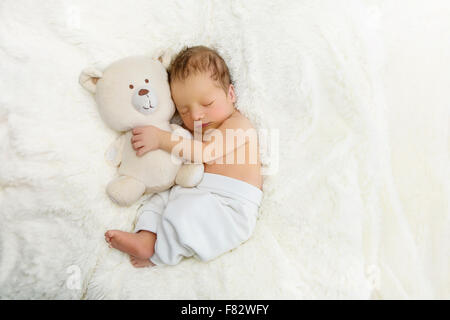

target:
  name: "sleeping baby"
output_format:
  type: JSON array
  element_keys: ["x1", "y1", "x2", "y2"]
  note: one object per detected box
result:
[{"x1": 105, "y1": 45, "x2": 263, "y2": 267}]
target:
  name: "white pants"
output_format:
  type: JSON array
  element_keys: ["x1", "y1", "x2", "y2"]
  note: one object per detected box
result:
[{"x1": 134, "y1": 173, "x2": 263, "y2": 266}]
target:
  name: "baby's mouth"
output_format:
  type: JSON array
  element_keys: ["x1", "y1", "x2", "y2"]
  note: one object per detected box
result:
[
  {"x1": 195, "y1": 121, "x2": 212, "y2": 127},
  {"x1": 195, "y1": 122, "x2": 212, "y2": 129}
]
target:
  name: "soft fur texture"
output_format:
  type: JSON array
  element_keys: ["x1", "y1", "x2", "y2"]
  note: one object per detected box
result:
[
  {"x1": 0, "y1": 0, "x2": 448, "y2": 299},
  {"x1": 79, "y1": 56, "x2": 203, "y2": 206}
]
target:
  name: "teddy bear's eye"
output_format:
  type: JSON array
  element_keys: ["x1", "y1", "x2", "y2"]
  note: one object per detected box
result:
[
  {"x1": 129, "y1": 84, "x2": 134, "y2": 89},
  {"x1": 145, "y1": 79, "x2": 149, "y2": 83}
]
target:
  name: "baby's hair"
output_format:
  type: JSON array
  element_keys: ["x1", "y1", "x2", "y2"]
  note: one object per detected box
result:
[{"x1": 168, "y1": 46, "x2": 232, "y2": 92}]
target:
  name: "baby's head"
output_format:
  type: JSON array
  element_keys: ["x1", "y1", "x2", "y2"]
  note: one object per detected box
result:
[{"x1": 168, "y1": 46, "x2": 236, "y2": 132}]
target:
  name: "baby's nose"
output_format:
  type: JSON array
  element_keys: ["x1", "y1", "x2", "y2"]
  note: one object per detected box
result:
[
  {"x1": 192, "y1": 113, "x2": 204, "y2": 121},
  {"x1": 192, "y1": 106, "x2": 204, "y2": 117},
  {"x1": 139, "y1": 89, "x2": 149, "y2": 96}
]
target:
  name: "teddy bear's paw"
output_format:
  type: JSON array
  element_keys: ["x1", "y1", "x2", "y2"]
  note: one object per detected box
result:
[
  {"x1": 175, "y1": 163, "x2": 204, "y2": 187},
  {"x1": 106, "y1": 176, "x2": 146, "y2": 207}
]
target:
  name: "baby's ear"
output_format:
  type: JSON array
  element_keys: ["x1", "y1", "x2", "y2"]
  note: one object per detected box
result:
[
  {"x1": 157, "y1": 51, "x2": 173, "y2": 69},
  {"x1": 79, "y1": 67, "x2": 103, "y2": 94}
]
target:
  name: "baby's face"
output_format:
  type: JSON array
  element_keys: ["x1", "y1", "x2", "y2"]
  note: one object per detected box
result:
[{"x1": 170, "y1": 72, "x2": 236, "y2": 132}]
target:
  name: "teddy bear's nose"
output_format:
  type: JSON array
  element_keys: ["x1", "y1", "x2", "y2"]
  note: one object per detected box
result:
[{"x1": 138, "y1": 89, "x2": 149, "y2": 96}]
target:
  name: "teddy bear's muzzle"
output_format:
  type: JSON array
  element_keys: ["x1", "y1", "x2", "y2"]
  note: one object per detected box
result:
[{"x1": 132, "y1": 85, "x2": 158, "y2": 115}]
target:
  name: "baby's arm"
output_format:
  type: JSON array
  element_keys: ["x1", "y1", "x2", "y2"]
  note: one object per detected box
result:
[
  {"x1": 160, "y1": 114, "x2": 256, "y2": 163},
  {"x1": 130, "y1": 113, "x2": 255, "y2": 163}
]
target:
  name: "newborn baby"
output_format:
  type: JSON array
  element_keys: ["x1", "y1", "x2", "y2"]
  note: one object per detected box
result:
[{"x1": 105, "y1": 46, "x2": 263, "y2": 267}]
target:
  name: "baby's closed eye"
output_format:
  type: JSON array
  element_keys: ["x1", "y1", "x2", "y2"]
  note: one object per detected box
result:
[{"x1": 203, "y1": 100, "x2": 214, "y2": 106}]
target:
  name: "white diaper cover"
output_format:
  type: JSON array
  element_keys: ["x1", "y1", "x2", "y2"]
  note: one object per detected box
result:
[{"x1": 133, "y1": 173, "x2": 263, "y2": 266}]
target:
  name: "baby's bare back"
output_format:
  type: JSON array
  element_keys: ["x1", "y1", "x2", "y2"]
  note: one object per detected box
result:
[{"x1": 203, "y1": 110, "x2": 262, "y2": 190}]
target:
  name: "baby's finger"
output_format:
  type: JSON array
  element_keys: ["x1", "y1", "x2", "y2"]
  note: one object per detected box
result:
[
  {"x1": 136, "y1": 147, "x2": 149, "y2": 157},
  {"x1": 132, "y1": 141, "x2": 145, "y2": 150},
  {"x1": 132, "y1": 128, "x2": 143, "y2": 135},
  {"x1": 131, "y1": 134, "x2": 142, "y2": 143}
]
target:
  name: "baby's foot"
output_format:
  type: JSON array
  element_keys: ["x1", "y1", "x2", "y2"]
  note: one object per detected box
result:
[
  {"x1": 130, "y1": 255, "x2": 155, "y2": 268},
  {"x1": 104, "y1": 230, "x2": 156, "y2": 259}
]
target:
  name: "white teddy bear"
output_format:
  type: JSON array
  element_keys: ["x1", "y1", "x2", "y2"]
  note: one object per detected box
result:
[{"x1": 79, "y1": 55, "x2": 204, "y2": 206}]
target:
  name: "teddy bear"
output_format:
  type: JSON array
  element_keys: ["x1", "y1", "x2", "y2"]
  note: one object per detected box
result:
[{"x1": 79, "y1": 55, "x2": 204, "y2": 206}]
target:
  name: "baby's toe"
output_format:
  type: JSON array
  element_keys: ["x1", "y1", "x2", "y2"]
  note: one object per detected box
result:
[
  {"x1": 105, "y1": 230, "x2": 116, "y2": 239},
  {"x1": 105, "y1": 231, "x2": 117, "y2": 247}
]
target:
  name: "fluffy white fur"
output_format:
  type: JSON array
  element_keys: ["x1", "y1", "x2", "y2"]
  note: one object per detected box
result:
[{"x1": 0, "y1": 0, "x2": 448, "y2": 299}]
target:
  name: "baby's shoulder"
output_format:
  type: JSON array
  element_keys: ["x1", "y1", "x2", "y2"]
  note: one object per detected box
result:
[{"x1": 222, "y1": 109, "x2": 254, "y2": 131}]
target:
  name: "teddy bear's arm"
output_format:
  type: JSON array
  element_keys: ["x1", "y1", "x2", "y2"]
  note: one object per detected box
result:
[
  {"x1": 104, "y1": 134, "x2": 126, "y2": 167},
  {"x1": 170, "y1": 124, "x2": 204, "y2": 187},
  {"x1": 175, "y1": 162, "x2": 204, "y2": 187}
]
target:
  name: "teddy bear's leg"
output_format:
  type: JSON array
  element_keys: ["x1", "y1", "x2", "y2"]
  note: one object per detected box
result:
[{"x1": 106, "y1": 176, "x2": 146, "y2": 207}]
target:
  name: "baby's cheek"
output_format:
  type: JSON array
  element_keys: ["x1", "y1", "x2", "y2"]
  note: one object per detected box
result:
[
  {"x1": 182, "y1": 115, "x2": 194, "y2": 130},
  {"x1": 211, "y1": 105, "x2": 231, "y2": 119}
]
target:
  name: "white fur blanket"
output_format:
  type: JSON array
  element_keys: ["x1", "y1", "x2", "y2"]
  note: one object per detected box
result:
[{"x1": 1, "y1": 0, "x2": 448, "y2": 299}]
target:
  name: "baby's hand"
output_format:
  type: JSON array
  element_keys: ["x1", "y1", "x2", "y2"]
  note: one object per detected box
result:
[{"x1": 131, "y1": 126, "x2": 160, "y2": 156}]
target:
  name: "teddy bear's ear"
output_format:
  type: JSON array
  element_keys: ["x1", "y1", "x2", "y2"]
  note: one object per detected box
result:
[
  {"x1": 79, "y1": 67, "x2": 103, "y2": 94},
  {"x1": 157, "y1": 51, "x2": 172, "y2": 69}
]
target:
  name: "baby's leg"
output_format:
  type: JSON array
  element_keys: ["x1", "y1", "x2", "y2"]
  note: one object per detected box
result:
[{"x1": 105, "y1": 230, "x2": 156, "y2": 260}]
